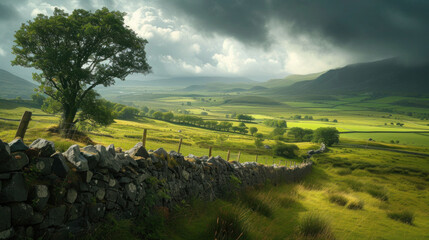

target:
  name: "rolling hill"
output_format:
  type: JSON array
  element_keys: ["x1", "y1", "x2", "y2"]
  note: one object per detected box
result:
[
  {"x1": 140, "y1": 76, "x2": 256, "y2": 87},
  {"x1": 0, "y1": 69, "x2": 37, "y2": 99},
  {"x1": 264, "y1": 72, "x2": 324, "y2": 88},
  {"x1": 274, "y1": 58, "x2": 429, "y2": 96}
]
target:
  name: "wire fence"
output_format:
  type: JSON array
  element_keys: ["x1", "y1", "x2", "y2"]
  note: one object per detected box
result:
[{"x1": 1, "y1": 111, "x2": 309, "y2": 168}]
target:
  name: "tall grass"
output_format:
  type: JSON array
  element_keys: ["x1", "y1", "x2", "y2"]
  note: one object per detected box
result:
[
  {"x1": 239, "y1": 192, "x2": 273, "y2": 218},
  {"x1": 211, "y1": 210, "x2": 248, "y2": 240},
  {"x1": 366, "y1": 184, "x2": 389, "y2": 201},
  {"x1": 297, "y1": 212, "x2": 335, "y2": 240},
  {"x1": 347, "y1": 200, "x2": 364, "y2": 210},
  {"x1": 328, "y1": 193, "x2": 348, "y2": 206},
  {"x1": 387, "y1": 210, "x2": 414, "y2": 225}
]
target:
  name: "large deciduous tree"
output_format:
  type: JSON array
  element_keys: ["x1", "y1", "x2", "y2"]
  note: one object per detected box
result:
[{"x1": 12, "y1": 7, "x2": 151, "y2": 136}]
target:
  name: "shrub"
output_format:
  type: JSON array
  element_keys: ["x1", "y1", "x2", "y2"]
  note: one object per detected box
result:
[
  {"x1": 388, "y1": 210, "x2": 414, "y2": 225},
  {"x1": 297, "y1": 212, "x2": 334, "y2": 239},
  {"x1": 312, "y1": 127, "x2": 339, "y2": 146},
  {"x1": 366, "y1": 185, "x2": 389, "y2": 201},
  {"x1": 273, "y1": 142, "x2": 299, "y2": 158},
  {"x1": 329, "y1": 193, "x2": 348, "y2": 206},
  {"x1": 347, "y1": 200, "x2": 364, "y2": 210}
]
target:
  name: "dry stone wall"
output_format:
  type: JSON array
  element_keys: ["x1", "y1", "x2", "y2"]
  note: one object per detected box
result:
[{"x1": 0, "y1": 138, "x2": 313, "y2": 239}]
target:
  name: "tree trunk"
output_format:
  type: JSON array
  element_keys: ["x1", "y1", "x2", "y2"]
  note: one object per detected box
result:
[{"x1": 60, "y1": 107, "x2": 78, "y2": 138}]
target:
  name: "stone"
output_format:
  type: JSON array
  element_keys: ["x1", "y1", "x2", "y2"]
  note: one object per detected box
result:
[
  {"x1": 115, "y1": 153, "x2": 137, "y2": 168},
  {"x1": 0, "y1": 173, "x2": 28, "y2": 203},
  {"x1": 125, "y1": 183, "x2": 137, "y2": 201},
  {"x1": 10, "y1": 203, "x2": 34, "y2": 225},
  {"x1": 66, "y1": 188, "x2": 78, "y2": 204},
  {"x1": 0, "y1": 140, "x2": 10, "y2": 162},
  {"x1": 96, "y1": 188, "x2": 105, "y2": 200},
  {"x1": 81, "y1": 145, "x2": 101, "y2": 169},
  {"x1": 0, "y1": 206, "x2": 11, "y2": 231},
  {"x1": 88, "y1": 203, "x2": 105, "y2": 222},
  {"x1": 8, "y1": 138, "x2": 28, "y2": 153},
  {"x1": 51, "y1": 153, "x2": 69, "y2": 178},
  {"x1": 39, "y1": 205, "x2": 66, "y2": 228},
  {"x1": 29, "y1": 139, "x2": 55, "y2": 157},
  {"x1": 95, "y1": 145, "x2": 121, "y2": 173},
  {"x1": 119, "y1": 177, "x2": 132, "y2": 184},
  {"x1": 153, "y1": 148, "x2": 168, "y2": 160},
  {"x1": 125, "y1": 142, "x2": 149, "y2": 158},
  {"x1": 62, "y1": 145, "x2": 89, "y2": 171},
  {"x1": 0, "y1": 152, "x2": 29, "y2": 173},
  {"x1": 82, "y1": 170, "x2": 93, "y2": 183},
  {"x1": 34, "y1": 157, "x2": 54, "y2": 175},
  {"x1": 107, "y1": 144, "x2": 116, "y2": 156},
  {"x1": 264, "y1": 145, "x2": 271, "y2": 149},
  {"x1": 182, "y1": 170, "x2": 190, "y2": 181},
  {"x1": 0, "y1": 228, "x2": 14, "y2": 240},
  {"x1": 108, "y1": 179, "x2": 117, "y2": 188},
  {"x1": 28, "y1": 185, "x2": 49, "y2": 211},
  {"x1": 105, "y1": 189, "x2": 118, "y2": 202}
]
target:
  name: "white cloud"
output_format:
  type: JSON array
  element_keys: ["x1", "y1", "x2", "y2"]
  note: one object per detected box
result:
[{"x1": 0, "y1": 47, "x2": 5, "y2": 56}]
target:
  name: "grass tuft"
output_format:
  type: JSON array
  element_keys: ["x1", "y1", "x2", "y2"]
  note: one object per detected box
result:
[
  {"x1": 211, "y1": 210, "x2": 248, "y2": 240},
  {"x1": 344, "y1": 179, "x2": 364, "y2": 192},
  {"x1": 387, "y1": 210, "x2": 414, "y2": 225},
  {"x1": 239, "y1": 192, "x2": 273, "y2": 218},
  {"x1": 366, "y1": 184, "x2": 389, "y2": 201},
  {"x1": 347, "y1": 200, "x2": 364, "y2": 210},
  {"x1": 297, "y1": 212, "x2": 335, "y2": 239},
  {"x1": 328, "y1": 193, "x2": 348, "y2": 206}
]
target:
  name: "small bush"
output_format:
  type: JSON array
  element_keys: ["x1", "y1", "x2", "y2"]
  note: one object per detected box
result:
[
  {"x1": 366, "y1": 185, "x2": 389, "y2": 201},
  {"x1": 297, "y1": 213, "x2": 334, "y2": 239},
  {"x1": 329, "y1": 193, "x2": 348, "y2": 206},
  {"x1": 239, "y1": 192, "x2": 273, "y2": 218},
  {"x1": 388, "y1": 210, "x2": 414, "y2": 225},
  {"x1": 211, "y1": 210, "x2": 248, "y2": 240},
  {"x1": 347, "y1": 200, "x2": 364, "y2": 210},
  {"x1": 273, "y1": 142, "x2": 299, "y2": 158}
]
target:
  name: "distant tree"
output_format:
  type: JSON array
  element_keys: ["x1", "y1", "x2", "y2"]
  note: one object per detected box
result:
[
  {"x1": 254, "y1": 132, "x2": 264, "y2": 148},
  {"x1": 117, "y1": 107, "x2": 140, "y2": 120},
  {"x1": 287, "y1": 127, "x2": 306, "y2": 141},
  {"x1": 41, "y1": 97, "x2": 62, "y2": 114},
  {"x1": 263, "y1": 119, "x2": 287, "y2": 128},
  {"x1": 237, "y1": 114, "x2": 254, "y2": 122},
  {"x1": 201, "y1": 111, "x2": 208, "y2": 116},
  {"x1": 333, "y1": 119, "x2": 338, "y2": 123},
  {"x1": 249, "y1": 127, "x2": 258, "y2": 136},
  {"x1": 78, "y1": 98, "x2": 114, "y2": 126},
  {"x1": 271, "y1": 127, "x2": 286, "y2": 137},
  {"x1": 12, "y1": 8, "x2": 151, "y2": 137},
  {"x1": 162, "y1": 112, "x2": 174, "y2": 121},
  {"x1": 152, "y1": 111, "x2": 163, "y2": 119},
  {"x1": 312, "y1": 127, "x2": 339, "y2": 146},
  {"x1": 31, "y1": 93, "x2": 46, "y2": 106},
  {"x1": 293, "y1": 115, "x2": 302, "y2": 120},
  {"x1": 142, "y1": 106, "x2": 149, "y2": 114},
  {"x1": 186, "y1": 102, "x2": 192, "y2": 106},
  {"x1": 239, "y1": 122, "x2": 247, "y2": 128}
]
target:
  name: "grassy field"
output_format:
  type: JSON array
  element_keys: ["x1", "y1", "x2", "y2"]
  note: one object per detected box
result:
[{"x1": 1, "y1": 95, "x2": 429, "y2": 240}]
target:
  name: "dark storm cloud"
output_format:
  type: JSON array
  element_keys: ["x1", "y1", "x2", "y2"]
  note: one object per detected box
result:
[
  {"x1": 160, "y1": 0, "x2": 429, "y2": 62},
  {"x1": 0, "y1": 3, "x2": 20, "y2": 21}
]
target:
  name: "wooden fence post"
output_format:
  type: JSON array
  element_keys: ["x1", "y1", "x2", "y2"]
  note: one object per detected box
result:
[
  {"x1": 15, "y1": 111, "x2": 32, "y2": 140},
  {"x1": 209, "y1": 146, "x2": 212, "y2": 157},
  {"x1": 255, "y1": 155, "x2": 258, "y2": 163},
  {"x1": 237, "y1": 151, "x2": 241, "y2": 162},
  {"x1": 142, "y1": 129, "x2": 147, "y2": 147},
  {"x1": 178, "y1": 138, "x2": 183, "y2": 153},
  {"x1": 227, "y1": 150, "x2": 231, "y2": 161}
]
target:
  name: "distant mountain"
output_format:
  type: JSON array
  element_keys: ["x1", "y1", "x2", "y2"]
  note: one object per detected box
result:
[
  {"x1": 272, "y1": 59, "x2": 429, "y2": 96},
  {"x1": 264, "y1": 72, "x2": 324, "y2": 88},
  {"x1": 0, "y1": 69, "x2": 37, "y2": 99},
  {"x1": 142, "y1": 76, "x2": 256, "y2": 88}
]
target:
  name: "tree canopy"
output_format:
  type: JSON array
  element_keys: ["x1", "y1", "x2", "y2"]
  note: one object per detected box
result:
[
  {"x1": 12, "y1": 7, "x2": 151, "y2": 136},
  {"x1": 312, "y1": 127, "x2": 340, "y2": 146}
]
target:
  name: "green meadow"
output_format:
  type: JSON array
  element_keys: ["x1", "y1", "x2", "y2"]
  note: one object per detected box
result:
[{"x1": 1, "y1": 93, "x2": 429, "y2": 239}]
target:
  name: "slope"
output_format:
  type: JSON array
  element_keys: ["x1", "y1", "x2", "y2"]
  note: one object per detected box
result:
[{"x1": 0, "y1": 68, "x2": 37, "y2": 99}]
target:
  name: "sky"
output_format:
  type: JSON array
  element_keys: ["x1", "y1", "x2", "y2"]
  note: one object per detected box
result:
[{"x1": 0, "y1": 0, "x2": 428, "y2": 82}]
